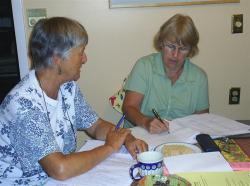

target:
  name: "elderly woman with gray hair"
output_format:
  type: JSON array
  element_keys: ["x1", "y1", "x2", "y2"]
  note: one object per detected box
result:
[{"x1": 0, "y1": 17, "x2": 147, "y2": 185}]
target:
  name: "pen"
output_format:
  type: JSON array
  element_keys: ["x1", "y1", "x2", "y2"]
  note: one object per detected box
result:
[
  {"x1": 115, "y1": 114, "x2": 125, "y2": 130},
  {"x1": 152, "y1": 108, "x2": 170, "y2": 133},
  {"x1": 152, "y1": 108, "x2": 164, "y2": 123}
]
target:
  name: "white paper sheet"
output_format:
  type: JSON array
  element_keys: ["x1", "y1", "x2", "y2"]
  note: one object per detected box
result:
[
  {"x1": 45, "y1": 140, "x2": 134, "y2": 186},
  {"x1": 171, "y1": 113, "x2": 250, "y2": 137},
  {"x1": 164, "y1": 151, "x2": 233, "y2": 174},
  {"x1": 131, "y1": 113, "x2": 250, "y2": 149},
  {"x1": 131, "y1": 126, "x2": 200, "y2": 149}
]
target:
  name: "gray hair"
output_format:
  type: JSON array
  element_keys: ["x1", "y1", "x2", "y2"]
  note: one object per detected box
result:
[{"x1": 29, "y1": 17, "x2": 88, "y2": 70}]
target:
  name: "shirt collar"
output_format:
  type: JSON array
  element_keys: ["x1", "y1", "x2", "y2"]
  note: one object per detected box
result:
[{"x1": 152, "y1": 53, "x2": 196, "y2": 83}]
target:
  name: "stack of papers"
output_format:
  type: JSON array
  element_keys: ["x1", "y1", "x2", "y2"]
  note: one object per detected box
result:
[
  {"x1": 171, "y1": 113, "x2": 250, "y2": 138},
  {"x1": 131, "y1": 126, "x2": 199, "y2": 149},
  {"x1": 131, "y1": 113, "x2": 250, "y2": 149}
]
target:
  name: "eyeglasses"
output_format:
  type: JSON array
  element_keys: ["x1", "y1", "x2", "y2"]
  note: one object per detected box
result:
[{"x1": 162, "y1": 42, "x2": 190, "y2": 55}]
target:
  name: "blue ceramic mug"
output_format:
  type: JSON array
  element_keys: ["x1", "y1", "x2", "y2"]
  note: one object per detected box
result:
[{"x1": 129, "y1": 151, "x2": 163, "y2": 180}]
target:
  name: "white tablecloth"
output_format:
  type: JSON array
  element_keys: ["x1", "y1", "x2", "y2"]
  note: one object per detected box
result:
[
  {"x1": 45, "y1": 140, "x2": 135, "y2": 186},
  {"x1": 45, "y1": 114, "x2": 249, "y2": 185}
]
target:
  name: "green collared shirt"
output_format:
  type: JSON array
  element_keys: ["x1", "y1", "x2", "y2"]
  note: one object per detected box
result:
[{"x1": 124, "y1": 53, "x2": 209, "y2": 128}]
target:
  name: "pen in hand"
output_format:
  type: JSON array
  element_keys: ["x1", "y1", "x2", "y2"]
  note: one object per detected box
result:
[
  {"x1": 152, "y1": 108, "x2": 170, "y2": 133},
  {"x1": 115, "y1": 114, "x2": 126, "y2": 130}
]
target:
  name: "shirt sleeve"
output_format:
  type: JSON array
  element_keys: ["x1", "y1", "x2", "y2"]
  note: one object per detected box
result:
[
  {"x1": 8, "y1": 96, "x2": 60, "y2": 172},
  {"x1": 124, "y1": 58, "x2": 148, "y2": 95},
  {"x1": 74, "y1": 84, "x2": 99, "y2": 130}
]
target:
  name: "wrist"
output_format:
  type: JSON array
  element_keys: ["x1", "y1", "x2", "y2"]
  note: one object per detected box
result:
[
  {"x1": 103, "y1": 144, "x2": 115, "y2": 154},
  {"x1": 124, "y1": 133, "x2": 136, "y2": 147},
  {"x1": 141, "y1": 117, "x2": 152, "y2": 130}
]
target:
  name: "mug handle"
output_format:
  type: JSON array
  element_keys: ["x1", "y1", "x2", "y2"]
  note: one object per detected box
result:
[{"x1": 129, "y1": 163, "x2": 143, "y2": 180}]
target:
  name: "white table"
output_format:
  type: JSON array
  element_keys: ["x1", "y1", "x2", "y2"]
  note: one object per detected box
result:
[
  {"x1": 45, "y1": 126, "x2": 192, "y2": 186},
  {"x1": 45, "y1": 114, "x2": 250, "y2": 186}
]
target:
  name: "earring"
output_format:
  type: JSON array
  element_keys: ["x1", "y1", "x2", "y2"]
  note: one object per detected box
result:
[{"x1": 58, "y1": 66, "x2": 62, "y2": 75}]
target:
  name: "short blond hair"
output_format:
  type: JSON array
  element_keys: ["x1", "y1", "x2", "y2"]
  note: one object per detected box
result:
[{"x1": 154, "y1": 14, "x2": 199, "y2": 58}]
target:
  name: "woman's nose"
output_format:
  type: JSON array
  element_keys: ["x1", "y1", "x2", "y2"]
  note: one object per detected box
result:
[{"x1": 172, "y1": 48, "x2": 179, "y2": 57}]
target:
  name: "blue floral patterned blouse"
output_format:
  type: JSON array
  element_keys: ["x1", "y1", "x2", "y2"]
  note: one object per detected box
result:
[{"x1": 0, "y1": 70, "x2": 98, "y2": 185}]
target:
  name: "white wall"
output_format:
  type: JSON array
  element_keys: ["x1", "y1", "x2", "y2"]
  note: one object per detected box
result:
[
  {"x1": 12, "y1": 0, "x2": 29, "y2": 78},
  {"x1": 23, "y1": 0, "x2": 250, "y2": 124}
]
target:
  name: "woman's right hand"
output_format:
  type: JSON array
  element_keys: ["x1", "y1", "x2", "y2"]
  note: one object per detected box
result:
[
  {"x1": 104, "y1": 128, "x2": 131, "y2": 152},
  {"x1": 145, "y1": 118, "x2": 169, "y2": 134}
]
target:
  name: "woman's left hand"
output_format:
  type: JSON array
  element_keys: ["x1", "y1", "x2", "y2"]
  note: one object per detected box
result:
[{"x1": 124, "y1": 134, "x2": 148, "y2": 159}]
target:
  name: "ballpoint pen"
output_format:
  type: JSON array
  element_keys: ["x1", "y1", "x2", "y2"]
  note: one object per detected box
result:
[
  {"x1": 115, "y1": 114, "x2": 126, "y2": 130},
  {"x1": 152, "y1": 108, "x2": 164, "y2": 123},
  {"x1": 152, "y1": 108, "x2": 170, "y2": 133}
]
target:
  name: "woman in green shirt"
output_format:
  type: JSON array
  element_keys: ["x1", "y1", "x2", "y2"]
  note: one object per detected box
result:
[{"x1": 122, "y1": 14, "x2": 209, "y2": 134}]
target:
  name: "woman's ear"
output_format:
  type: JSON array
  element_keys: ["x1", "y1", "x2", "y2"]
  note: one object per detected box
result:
[
  {"x1": 52, "y1": 55, "x2": 62, "y2": 75},
  {"x1": 159, "y1": 41, "x2": 165, "y2": 50}
]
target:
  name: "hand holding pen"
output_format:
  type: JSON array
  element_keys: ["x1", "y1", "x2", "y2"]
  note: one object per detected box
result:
[
  {"x1": 105, "y1": 114, "x2": 130, "y2": 152},
  {"x1": 113, "y1": 114, "x2": 148, "y2": 159},
  {"x1": 151, "y1": 108, "x2": 170, "y2": 134}
]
